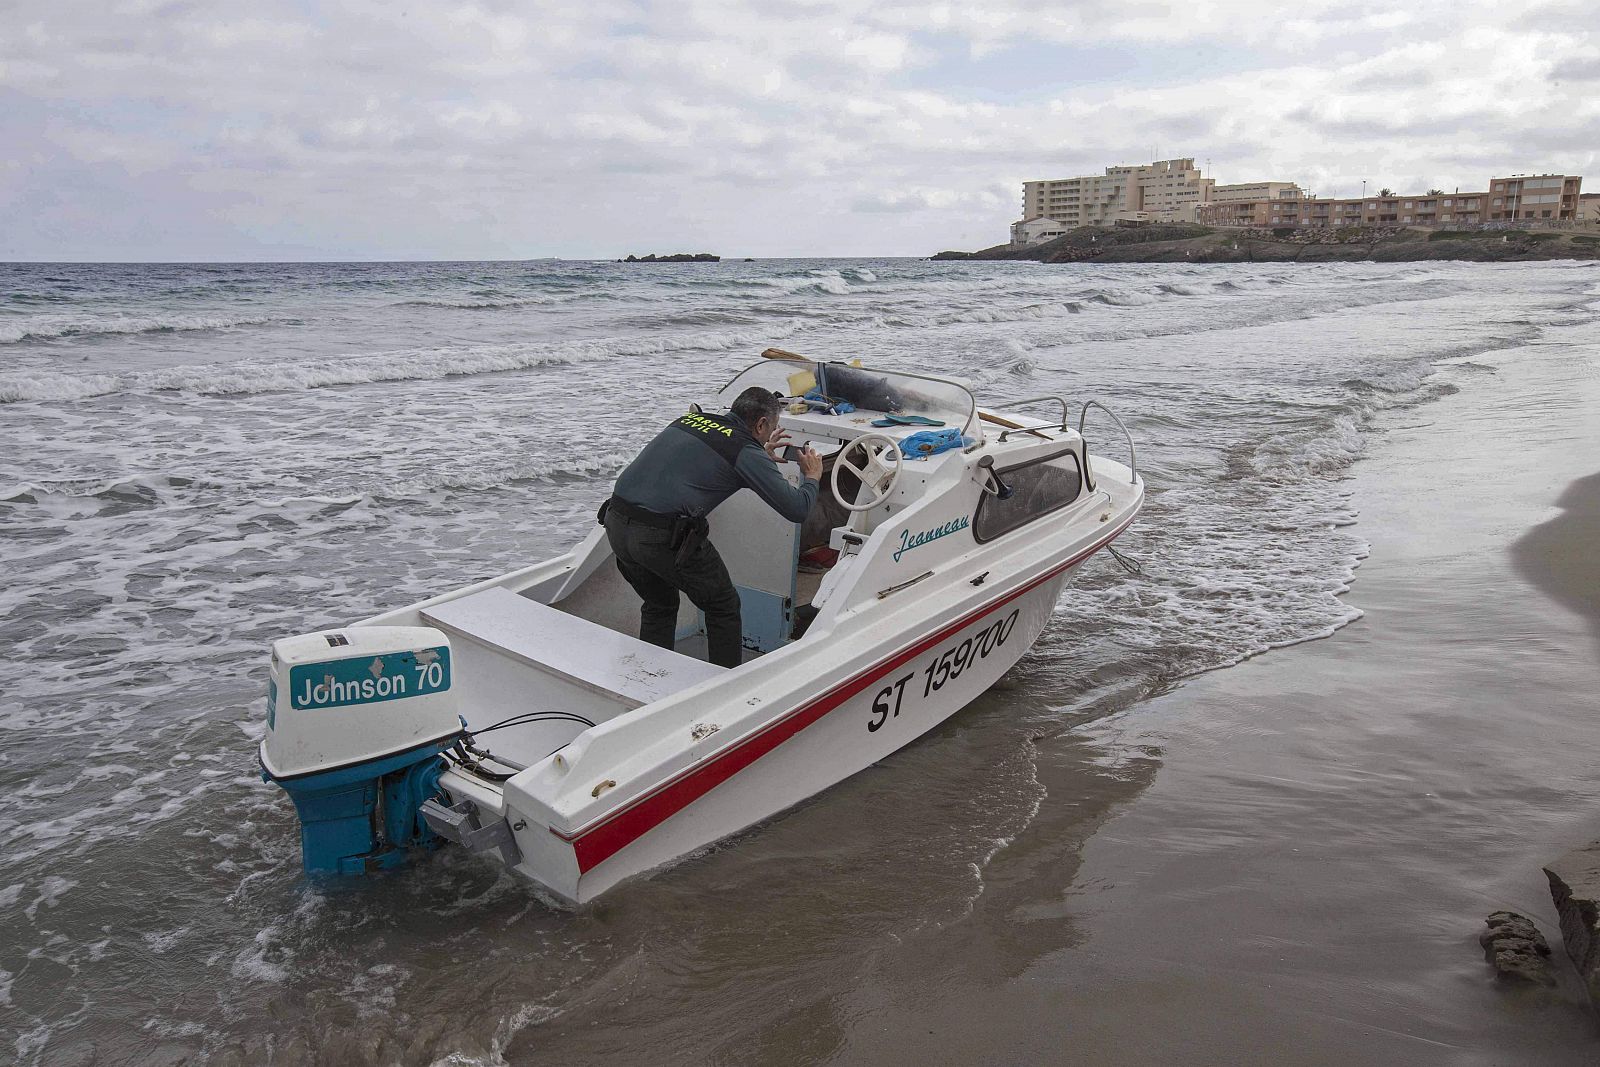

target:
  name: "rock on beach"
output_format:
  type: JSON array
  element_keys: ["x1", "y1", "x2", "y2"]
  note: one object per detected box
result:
[
  {"x1": 1479, "y1": 911, "x2": 1556, "y2": 986},
  {"x1": 1545, "y1": 844, "x2": 1600, "y2": 1008}
]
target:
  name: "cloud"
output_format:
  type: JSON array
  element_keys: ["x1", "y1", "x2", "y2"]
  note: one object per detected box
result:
[
  {"x1": 1550, "y1": 53, "x2": 1600, "y2": 82},
  {"x1": 0, "y1": 0, "x2": 1594, "y2": 258}
]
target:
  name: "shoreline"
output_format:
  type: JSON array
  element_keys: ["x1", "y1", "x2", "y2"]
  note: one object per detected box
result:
[
  {"x1": 934, "y1": 224, "x2": 1600, "y2": 265},
  {"x1": 801, "y1": 306, "x2": 1600, "y2": 1062},
  {"x1": 1512, "y1": 470, "x2": 1600, "y2": 652}
]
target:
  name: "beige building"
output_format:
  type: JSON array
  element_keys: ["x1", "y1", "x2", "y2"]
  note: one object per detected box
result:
[
  {"x1": 1578, "y1": 193, "x2": 1600, "y2": 225},
  {"x1": 1200, "y1": 192, "x2": 1489, "y2": 228},
  {"x1": 1197, "y1": 170, "x2": 1587, "y2": 229},
  {"x1": 1211, "y1": 181, "x2": 1304, "y2": 203},
  {"x1": 1133, "y1": 158, "x2": 1214, "y2": 223},
  {"x1": 1021, "y1": 158, "x2": 1213, "y2": 232},
  {"x1": 1487, "y1": 174, "x2": 1583, "y2": 221},
  {"x1": 1017, "y1": 161, "x2": 1585, "y2": 240}
]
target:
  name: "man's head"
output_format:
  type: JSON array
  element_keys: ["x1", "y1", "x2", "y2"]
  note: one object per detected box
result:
[{"x1": 731, "y1": 387, "x2": 784, "y2": 443}]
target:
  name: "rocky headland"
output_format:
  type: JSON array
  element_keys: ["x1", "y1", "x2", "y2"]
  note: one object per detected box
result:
[
  {"x1": 933, "y1": 223, "x2": 1600, "y2": 264},
  {"x1": 622, "y1": 252, "x2": 720, "y2": 263}
]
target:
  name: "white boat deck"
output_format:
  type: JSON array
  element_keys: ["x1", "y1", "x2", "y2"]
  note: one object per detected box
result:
[{"x1": 421, "y1": 587, "x2": 725, "y2": 711}]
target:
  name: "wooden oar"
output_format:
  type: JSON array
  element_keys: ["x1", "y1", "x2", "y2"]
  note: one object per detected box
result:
[
  {"x1": 980, "y1": 410, "x2": 1053, "y2": 440},
  {"x1": 761, "y1": 347, "x2": 811, "y2": 363}
]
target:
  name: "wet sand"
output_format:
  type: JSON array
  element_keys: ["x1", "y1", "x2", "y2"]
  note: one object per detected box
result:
[
  {"x1": 497, "y1": 327, "x2": 1600, "y2": 1067},
  {"x1": 1514, "y1": 470, "x2": 1600, "y2": 653},
  {"x1": 494, "y1": 339, "x2": 1600, "y2": 1067},
  {"x1": 813, "y1": 341, "x2": 1600, "y2": 1062}
]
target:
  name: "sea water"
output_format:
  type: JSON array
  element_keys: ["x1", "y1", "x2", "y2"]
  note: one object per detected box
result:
[{"x1": 2, "y1": 258, "x2": 1597, "y2": 1064}]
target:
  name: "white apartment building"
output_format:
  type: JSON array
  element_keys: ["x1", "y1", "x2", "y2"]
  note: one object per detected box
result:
[
  {"x1": 1020, "y1": 158, "x2": 1214, "y2": 233},
  {"x1": 1008, "y1": 217, "x2": 1073, "y2": 246},
  {"x1": 1135, "y1": 159, "x2": 1215, "y2": 222}
]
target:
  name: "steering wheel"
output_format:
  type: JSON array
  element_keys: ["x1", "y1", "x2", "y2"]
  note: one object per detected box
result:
[{"x1": 831, "y1": 433, "x2": 904, "y2": 512}]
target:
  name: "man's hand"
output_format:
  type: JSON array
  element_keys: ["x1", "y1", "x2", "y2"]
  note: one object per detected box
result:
[
  {"x1": 797, "y1": 446, "x2": 823, "y2": 482},
  {"x1": 763, "y1": 427, "x2": 793, "y2": 462}
]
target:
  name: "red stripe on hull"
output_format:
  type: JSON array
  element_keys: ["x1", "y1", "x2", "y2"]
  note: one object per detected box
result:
[{"x1": 562, "y1": 514, "x2": 1137, "y2": 874}]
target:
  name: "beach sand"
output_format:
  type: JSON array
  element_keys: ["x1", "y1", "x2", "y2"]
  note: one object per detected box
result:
[
  {"x1": 805, "y1": 334, "x2": 1600, "y2": 1062},
  {"x1": 1515, "y1": 470, "x2": 1600, "y2": 654}
]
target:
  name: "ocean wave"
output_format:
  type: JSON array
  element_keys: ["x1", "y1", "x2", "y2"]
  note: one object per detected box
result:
[
  {"x1": 1091, "y1": 289, "x2": 1158, "y2": 307},
  {"x1": 1244, "y1": 350, "x2": 1468, "y2": 482},
  {"x1": 0, "y1": 372, "x2": 123, "y2": 403},
  {"x1": 393, "y1": 297, "x2": 560, "y2": 310},
  {"x1": 1340, "y1": 361, "x2": 1436, "y2": 394},
  {"x1": 0, "y1": 474, "x2": 213, "y2": 514},
  {"x1": 0, "y1": 314, "x2": 293, "y2": 344},
  {"x1": 393, "y1": 289, "x2": 613, "y2": 310},
  {"x1": 1244, "y1": 413, "x2": 1368, "y2": 480},
  {"x1": 940, "y1": 282, "x2": 1201, "y2": 324},
  {"x1": 414, "y1": 449, "x2": 637, "y2": 494},
  {"x1": 631, "y1": 310, "x2": 762, "y2": 328},
  {"x1": 0, "y1": 325, "x2": 793, "y2": 404},
  {"x1": 941, "y1": 303, "x2": 1052, "y2": 324},
  {"x1": 725, "y1": 270, "x2": 855, "y2": 296}
]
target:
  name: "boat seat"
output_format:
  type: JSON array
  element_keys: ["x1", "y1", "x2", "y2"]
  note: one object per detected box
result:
[{"x1": 421, "y1": 587, "x2": 724, "y2": 709}]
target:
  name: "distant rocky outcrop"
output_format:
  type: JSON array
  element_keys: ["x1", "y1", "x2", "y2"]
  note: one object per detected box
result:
[
  {"x1": 1479, "y1": 911, "x2": 1556, "y2": 986},
  {"x1": 622, "y1": 252, "x2": 720, "y2": 263},
  {"x1": 933, "y1": 225, "x2": 1600, "y2": 264},
  {"x1": 1546, "y1": 844, "x2": 1600, "y2": 1010}
]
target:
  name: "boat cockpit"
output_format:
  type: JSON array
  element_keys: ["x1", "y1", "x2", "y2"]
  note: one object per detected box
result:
[{"x1": 364, "y1": 357, "x2": 1127, "y2": 775}]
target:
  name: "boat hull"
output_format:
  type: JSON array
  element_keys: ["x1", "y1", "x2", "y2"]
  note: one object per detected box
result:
[{"x1": 502, "y1": 565, "x2": 1074, "y2": 904}]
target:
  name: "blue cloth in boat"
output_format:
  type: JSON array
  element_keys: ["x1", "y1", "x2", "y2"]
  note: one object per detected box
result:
[{"x1": 899, "y1": 428, "x2": 971, "y2": 459}]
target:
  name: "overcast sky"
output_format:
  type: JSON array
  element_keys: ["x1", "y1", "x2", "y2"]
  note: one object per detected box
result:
[{"x1": 2, "y1": 0, "x2": 1597, "y2": 260}]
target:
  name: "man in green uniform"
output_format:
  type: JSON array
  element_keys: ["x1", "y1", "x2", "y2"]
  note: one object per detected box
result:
[{"x1": 603, "y1": 387, "x2": 822, "y2": 668}]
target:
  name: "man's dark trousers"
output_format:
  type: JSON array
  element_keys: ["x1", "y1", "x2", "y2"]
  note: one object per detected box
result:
[{"x1": 603, "y1": 510, "x2": 744, "y2": 668}]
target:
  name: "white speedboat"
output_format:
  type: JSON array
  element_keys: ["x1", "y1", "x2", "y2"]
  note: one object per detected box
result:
[{"x1": 261, "y1": 354, "x2": 1143, "y2": 904}]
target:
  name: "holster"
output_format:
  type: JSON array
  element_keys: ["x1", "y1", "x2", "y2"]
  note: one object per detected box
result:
[{"x1": 672, "y1": 514, "x2": 709, "y2": 565}]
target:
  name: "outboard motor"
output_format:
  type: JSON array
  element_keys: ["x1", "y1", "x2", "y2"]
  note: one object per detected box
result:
[{"x1": 260, "y1": 627, "x2": 465, "y2": 875}]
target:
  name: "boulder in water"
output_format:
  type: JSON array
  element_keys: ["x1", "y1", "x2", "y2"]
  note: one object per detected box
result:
[{"x1": 1479, "y1": 910, "x2": 1556, "y2": 986}]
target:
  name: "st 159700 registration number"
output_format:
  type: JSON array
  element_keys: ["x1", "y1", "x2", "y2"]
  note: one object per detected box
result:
[{"x1": 867, "y1": 608, "x2": 1020, "y2": 732}]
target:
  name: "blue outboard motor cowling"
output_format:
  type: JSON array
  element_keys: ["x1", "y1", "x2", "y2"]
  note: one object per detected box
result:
[{"x1": 260, "y1": 627, "x2": 464, "y2": 875}]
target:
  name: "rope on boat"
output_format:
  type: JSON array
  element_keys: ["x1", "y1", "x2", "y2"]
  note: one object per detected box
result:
[{"x1": 1107, "y1": 544, "x2": 1143, "y2": 575}]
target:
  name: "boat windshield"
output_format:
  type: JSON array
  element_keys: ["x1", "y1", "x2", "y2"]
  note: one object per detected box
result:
[{"x1": 719, "y1": 360, "x2": 979, "y2": 436}]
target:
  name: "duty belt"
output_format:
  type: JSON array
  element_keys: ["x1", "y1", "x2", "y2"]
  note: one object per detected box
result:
[{"x1": 602, "y1": 496, "x2": 680, "y2": 530}]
